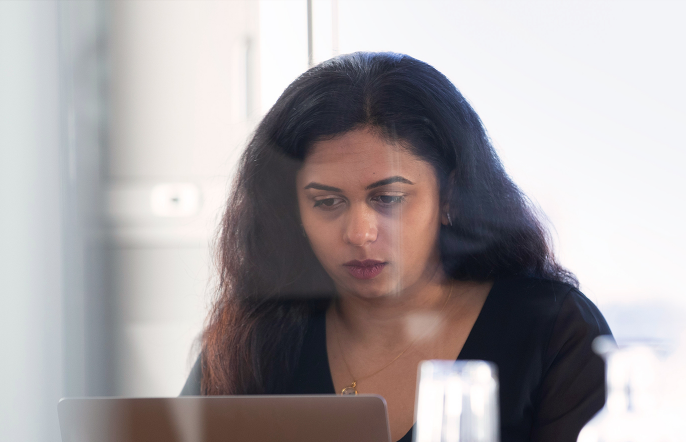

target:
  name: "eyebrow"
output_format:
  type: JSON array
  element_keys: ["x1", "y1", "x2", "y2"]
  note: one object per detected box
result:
[
  {"x1": 303, "y1": 182, "x2": 343, "y2": 192},
  {"x1": 365, "y1": 176, "x2": 414, "y2": 190},
  {"x1": 303, "y1": 176, "x2": 414, "y2": 192}
]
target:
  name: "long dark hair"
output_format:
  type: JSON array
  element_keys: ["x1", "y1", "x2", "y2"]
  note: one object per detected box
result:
[{"x1": 201, "y1": 52, "x2": 576, "y2": 395}]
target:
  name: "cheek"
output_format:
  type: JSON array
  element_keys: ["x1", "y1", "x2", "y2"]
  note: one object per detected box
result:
[
  {"x1": 307, "y1": 226, "x2": 336, "y2": 255},
  {"x1": 299, "y1": 208, "x2": 340, "y2": 265},
  {"x1": 395, "y1": 200, "x2": 442, "y2": 260}
]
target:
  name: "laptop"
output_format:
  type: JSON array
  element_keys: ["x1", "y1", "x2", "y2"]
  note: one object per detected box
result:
[{"x1": 58, "y1": 395, "x2": 391, "y2": 442}]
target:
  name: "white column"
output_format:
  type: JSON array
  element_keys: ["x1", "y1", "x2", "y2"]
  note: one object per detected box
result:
[{"x1": 0, "y1": 1, "x2": 64, "y2": 441}]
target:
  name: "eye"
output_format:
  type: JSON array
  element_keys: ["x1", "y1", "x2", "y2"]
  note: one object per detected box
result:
[
  {"x1": 372, "y1": 195, "x2": 405, "y2": 206},
  {"x1": 313, "y1": 197, "x2": 345, "y2": 210}
]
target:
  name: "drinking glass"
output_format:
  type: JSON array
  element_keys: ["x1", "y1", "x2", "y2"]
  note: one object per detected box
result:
[
  {"x1": 414, "y1": 360, "x2": 499, "y2": 442},
  {"x1": 578, "y1": 336, "x2": 686, "y2": 442}
]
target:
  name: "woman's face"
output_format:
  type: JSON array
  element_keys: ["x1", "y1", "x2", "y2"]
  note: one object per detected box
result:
[{"x1": 296, "y1": 127, "x2": 446, "y2": 300}]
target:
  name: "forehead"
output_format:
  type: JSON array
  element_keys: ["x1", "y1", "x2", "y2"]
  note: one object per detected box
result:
[{"x1": 297, "y1": 128, "x2": 436, "y2": 188}]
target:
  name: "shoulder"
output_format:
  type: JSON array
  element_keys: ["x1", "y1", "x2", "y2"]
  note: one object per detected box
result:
[
  {"x1": 488, "y1": 277, "x2": 610, "y2": 338},
  {"x1": 463, "y1": 276, "x2": 611, "y2": 365},
  {"x1": 463, "y1": 277, "x2": 612, "y2": 440},
  {"x1": 464, "y1": 276, "x2": 612, "y2": 393},
  {"x1": 491, "y1": 276, "x2": 577, "y2": 310}
]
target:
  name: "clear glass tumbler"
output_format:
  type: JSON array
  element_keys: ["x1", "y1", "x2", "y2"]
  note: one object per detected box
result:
[
  {"x1": 578, "y1": 336, "x2": 684, "y2": 442},
  {"x1": 414, "y1": 360, "x2": 499, "y2": 442}
]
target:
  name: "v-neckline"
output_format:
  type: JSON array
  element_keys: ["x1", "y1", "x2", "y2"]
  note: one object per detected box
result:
[{"x1": 319, "y1": 280, "x2": 501, "y2": 442}]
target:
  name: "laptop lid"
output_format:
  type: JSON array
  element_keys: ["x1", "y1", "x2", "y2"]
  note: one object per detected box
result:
[{"x1": 58, "y1": 395, "x2": 391, "y2": 442}]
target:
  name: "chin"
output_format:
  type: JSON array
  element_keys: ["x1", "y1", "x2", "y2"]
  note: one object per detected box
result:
[{"x1": 338, "y1": 277, "x2": 400, "y2": 300}]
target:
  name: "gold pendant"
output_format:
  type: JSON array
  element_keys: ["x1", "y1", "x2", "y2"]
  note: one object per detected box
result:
[{"x1": 341, "y1": 381, "x2": 358, "y2": 395}]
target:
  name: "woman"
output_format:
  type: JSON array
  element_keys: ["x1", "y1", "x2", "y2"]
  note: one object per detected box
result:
[{"x1": 182, "y1": 52, "x2": 611, "y2": 442}]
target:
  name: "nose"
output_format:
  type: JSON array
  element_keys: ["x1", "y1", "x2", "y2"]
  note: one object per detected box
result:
[{"x1": 343, "y1": 203, "x2": 378, "y2": 246}]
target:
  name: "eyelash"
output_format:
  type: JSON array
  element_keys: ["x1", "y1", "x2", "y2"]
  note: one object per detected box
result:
[
  {"x1": 371, "y1": 195, "x2": 404, "y2": 206},
  {"x1": 312, "y1": 195, "x2": 405, "y2": 210},
  {"x1": 313, "y1": 198, "x2": 344, "y2": 209}
]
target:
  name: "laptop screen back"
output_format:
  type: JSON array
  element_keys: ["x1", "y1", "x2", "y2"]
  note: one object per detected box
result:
[{"x1": 58, "y1": 395, "x2": 391, "y2": 442}]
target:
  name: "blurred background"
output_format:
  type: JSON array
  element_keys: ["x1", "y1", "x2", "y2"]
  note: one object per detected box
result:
[{"x1": 1, "y1": 1, "x2": 684, "y2": 441}]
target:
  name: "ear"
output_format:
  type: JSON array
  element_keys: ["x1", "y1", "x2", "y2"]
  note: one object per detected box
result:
[
  {"x1": 441, "y1": 170, "x2": 456, "y2": 226},
  {"x1": 441, "y1": 208, "x2": 450, "y2": 226}
]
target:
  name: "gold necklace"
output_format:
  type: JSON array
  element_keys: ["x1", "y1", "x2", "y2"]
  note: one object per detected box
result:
[{"x1": 333, "y1": 284, "x2": 454, "y2": 395}]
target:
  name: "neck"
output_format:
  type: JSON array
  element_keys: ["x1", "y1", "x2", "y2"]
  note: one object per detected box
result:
[{"x1": 331, "y1": 271, "x2": 461, "y2": 347}]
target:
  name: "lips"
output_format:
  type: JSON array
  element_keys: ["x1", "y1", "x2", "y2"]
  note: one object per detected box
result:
[{"x1": 343, "y1": 259, "x2": 387, "y2": 280}]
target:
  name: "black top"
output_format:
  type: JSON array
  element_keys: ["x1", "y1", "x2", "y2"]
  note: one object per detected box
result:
[{"x1": 181, "y1": 277, "x2": 612, "y2": 442}]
